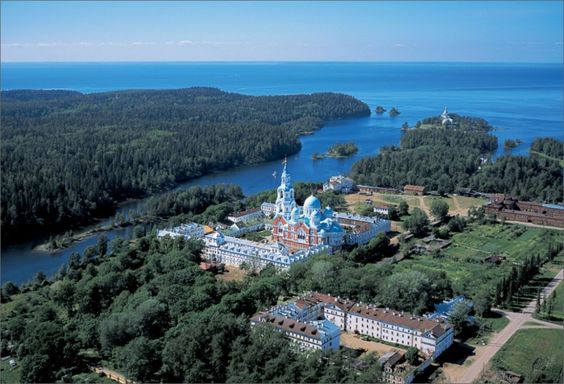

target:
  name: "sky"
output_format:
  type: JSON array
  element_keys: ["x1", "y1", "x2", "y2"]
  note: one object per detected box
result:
[{"x1": 1, "y1": 1, "x2": 562, "y2": 62}]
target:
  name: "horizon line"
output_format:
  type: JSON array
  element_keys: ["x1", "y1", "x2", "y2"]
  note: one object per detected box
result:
[{"x1": 2, "y1": 59, "x2": 563, "y2": 65}]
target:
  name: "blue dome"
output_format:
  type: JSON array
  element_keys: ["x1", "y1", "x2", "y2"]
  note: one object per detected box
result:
[{"x1": 303, "y1": 195, "x2": 321, "y2": 213}]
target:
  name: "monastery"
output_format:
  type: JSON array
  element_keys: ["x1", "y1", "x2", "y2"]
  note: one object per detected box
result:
[{"x1": 158, "y1": 162, "x2": 390, "y2": 270}]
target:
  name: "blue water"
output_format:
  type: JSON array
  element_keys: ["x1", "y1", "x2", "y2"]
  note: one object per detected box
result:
[{"x1": 1, "y1": 62, "x2": 563, "y2": 285}]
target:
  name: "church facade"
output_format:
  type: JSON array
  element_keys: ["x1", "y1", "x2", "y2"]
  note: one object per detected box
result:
[{"x1": 272, "y1": 162, "x2": 345, "y2": 250}]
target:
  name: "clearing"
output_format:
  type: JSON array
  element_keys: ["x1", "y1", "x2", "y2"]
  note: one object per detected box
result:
[
  {"x1": 344, "y1": 192, "x2": 485, "y2": 217},
  {"x1": 216, "y1": 265, "x2": 247, "y2": 282}
]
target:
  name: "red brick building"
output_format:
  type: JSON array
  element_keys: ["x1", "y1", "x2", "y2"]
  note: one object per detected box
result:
[{"x1": 484, "y1": 195, "x2": 564, "y2": 228}]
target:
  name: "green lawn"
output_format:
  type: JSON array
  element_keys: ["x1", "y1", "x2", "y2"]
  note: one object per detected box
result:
[
  {"x1": 392, "y1": 223, "x2": 562, "y2": 298},
  {"x1": 0, "y1": 359, "x2": 21, "y2": 384},
  {"x1": 454, "y1": 196, "x2": 487, "y2": 209},
  {"x1": 492, "y1": 329, "x2": 564, "y2": 383}
]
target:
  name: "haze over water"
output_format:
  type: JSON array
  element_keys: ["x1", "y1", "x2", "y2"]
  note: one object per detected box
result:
[{"x1": 1, "y1": 61, "x2": 563, "y2": 284}]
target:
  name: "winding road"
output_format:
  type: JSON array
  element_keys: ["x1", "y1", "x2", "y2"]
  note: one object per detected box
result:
[{"x1": 457, "y1": 269, "x2": 564, "y2": 383}]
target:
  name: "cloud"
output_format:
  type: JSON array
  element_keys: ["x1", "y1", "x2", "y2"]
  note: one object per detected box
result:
[
  {"x1": 392, "y1": 43, "x2": 406, "y2": 48},
  {"x1": 177, "y1": 39, "x2": 222, "y2": 46},
  {"x1": 1, "y1": 40, "x2": 247, "y2": 49}
]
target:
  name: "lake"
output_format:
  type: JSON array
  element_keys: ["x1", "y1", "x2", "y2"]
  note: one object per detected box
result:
[{"x1": 1, "y1": 62, "x2": 562, "y2": 284}]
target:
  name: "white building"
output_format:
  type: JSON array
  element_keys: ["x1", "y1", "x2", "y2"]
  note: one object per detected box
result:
[
  {"x1": 251, "y1": 313, "x2": 341, "y2": 352},
  {"x1": 333, "y1": 212, "x2": 391, "y2": 246},
  {"x1": 441, "y1": 106, "x2": 453, "y2": 126},
  {"x1": 227, "y1": 207, "x2": 264, "y2": 223},
  {"x1": 202, "y1": 231, "x2": 328, "y2": 271},
  {"x1": 300, "y1": 293, "x2": 454, "y2": 359},
  {"x1": 156, "y1": 223, "x2": 206, "y2": 240},
  {"x1": 374, "y1": 205, "x2": 394, "y2": 217},
  {"x1": 261, "y1": 202, "x2": 277, "y2": 217},
  {"x1": 323, "y1": 175, "x2": 354, "y2": 194}
]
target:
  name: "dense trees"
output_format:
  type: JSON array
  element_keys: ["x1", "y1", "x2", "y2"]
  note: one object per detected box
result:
[
  {"x1": 2, "y1": 219, "x2": 387, "y2": 382},
  {"x1": 351, "y1": 115, "x2": 562, "y2": 203},
  {"x1": 327, "y1": 142, "x2": 359, "y2": 157},
  {"x1": 1, "y1": 88, "x2": 369, "y2": 243}
]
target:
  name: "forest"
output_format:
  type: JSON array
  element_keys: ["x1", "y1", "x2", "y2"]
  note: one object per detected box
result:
[
  {"x1": 1, "y1": 88, "x2": 369, "y2": 243},
  {"x1": 350, "y1": 115, "x2": 563, "y2": 202},
  {"x1": 2, "y1": 185, "x2": 563, "y2": 383}
]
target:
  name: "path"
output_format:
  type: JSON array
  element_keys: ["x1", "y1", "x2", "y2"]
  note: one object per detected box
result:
[
  {"x1": 417, "y1": 196, "x2": 430, "y2": 215},
  {"x1": 457, "y1": 269, "x2": 564, "y2": 383}
]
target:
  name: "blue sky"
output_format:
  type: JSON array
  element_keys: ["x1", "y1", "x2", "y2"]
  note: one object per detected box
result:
[{"x1": 1, "y1": 1, "x2": 562, "y2": 62}]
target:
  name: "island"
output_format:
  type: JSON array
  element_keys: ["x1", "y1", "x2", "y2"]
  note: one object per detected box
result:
[
  {"x1": 312, "y1": 142, "x2": 359, "y2": 160},
  {"x1": 389, "y1": 107, "x2": 401, "y2": 117},
  {"x1": 504, "y1": 138, "x2": 522, "y2": 150},
  {"x1": 375, "y1": 105, "x2": 386, "y2": 114}
]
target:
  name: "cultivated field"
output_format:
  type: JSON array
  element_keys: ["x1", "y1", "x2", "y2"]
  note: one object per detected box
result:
[{"x1": 392, "y1": 223, "x2": 563, "y2": 297}]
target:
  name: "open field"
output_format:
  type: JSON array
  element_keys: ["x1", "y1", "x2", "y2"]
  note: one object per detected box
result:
[
  {"x1": 392, "y1": 223, "x2": 563, "y2": 297},
  {"x1": 344, "y1": 192, "x2": 486, "y2": 217},
  {"x1": 491, "y1": 329, "x2": 564, "y2": 383}
]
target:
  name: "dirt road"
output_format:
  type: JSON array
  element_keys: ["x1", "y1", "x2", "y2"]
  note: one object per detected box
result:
[{"x1": 457, "y1": 269, "x2": 564, "y2": 383}]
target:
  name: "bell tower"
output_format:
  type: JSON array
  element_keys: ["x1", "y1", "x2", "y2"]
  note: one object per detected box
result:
[{"x1": 275, "y1": 157, "x2": 296, "y2": 219}]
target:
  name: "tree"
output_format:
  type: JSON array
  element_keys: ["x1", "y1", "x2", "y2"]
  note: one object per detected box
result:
[
  {"x1": 387, "y1": 206, "x2": 400, "y2": 220},
  {"x1": 379, "y1": 271, "x2": 432, "y2": 314},
  {"x1": 34, "y1": 271, "x2": 47, "y2": 286},
  {"x1": 402, "y1": 208, "x2": 429, "y2": 237},
  {"x1": 398, "y1": 201, "x2": 409, "y2": 216},
  {"x1": 449, "y1": 301, "x2": 471, "y2": 336},
  {"x1": 2, "y1": 281, "x2": 20, "y2": 299},
  {"x1": 447, "y1": 215, "x2": 466, "y2": 232},
  {"x1": 97, "y1": 234, "x2": 108, "y2": 257},
  {"x1": 430, "y1": 199, "x2": 449, "y2": 222},
  {"x1": 405, "y1": 347, "x2": 419, "y2": 365},
  {"x1": 473, "y1": 289, "x2": 493, "y2": 317}
]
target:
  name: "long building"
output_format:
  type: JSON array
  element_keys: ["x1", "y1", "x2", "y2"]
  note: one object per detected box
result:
[
  {"x1": 484, "y1": 195, "x2": 564, "y2": 228},
  {"x1": 250, "y1": 312, "x2": 340, "y2": 352},
  {"x1": 291, "y1": 292, "x2": 454, "y2": 359},
  {"x1": 203, "y1": 231, "x2": 328, "y2": 270}
]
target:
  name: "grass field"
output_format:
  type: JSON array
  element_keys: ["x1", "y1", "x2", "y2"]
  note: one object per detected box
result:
[
  {"x1": 0, "y1": 359, "x2": 21, "y2": 384},
  {"x1": 392, "y1": 223, "x2": 563, "y2": 297},
  {"x1": 492, "y1": 329, "x2": 564, "y2": 383},
  {"x1": 344, "y1": 192, "x2": 486, "y2": 219}
]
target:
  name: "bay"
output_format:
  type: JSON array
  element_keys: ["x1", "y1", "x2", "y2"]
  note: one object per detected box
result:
[{"x1": 1, "y1": 62, "x2": 562, "y2": 285}]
